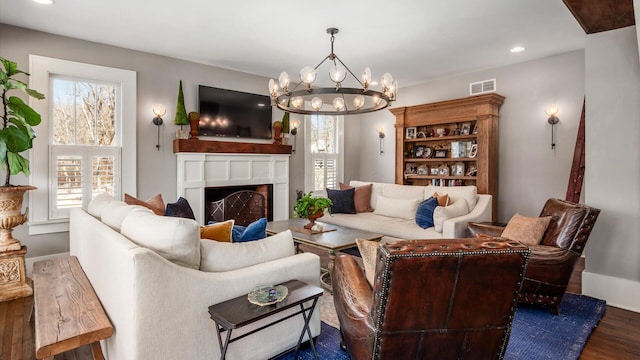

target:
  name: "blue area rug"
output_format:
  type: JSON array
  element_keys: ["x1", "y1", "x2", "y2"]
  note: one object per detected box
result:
[{"x1": 276, "y1": 293, "x2": 605, "y2": 360}]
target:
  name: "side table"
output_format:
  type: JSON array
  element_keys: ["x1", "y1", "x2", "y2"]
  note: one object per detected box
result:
[{"x1": 208, "y1": 279, "x2": 323, "y2": 360}]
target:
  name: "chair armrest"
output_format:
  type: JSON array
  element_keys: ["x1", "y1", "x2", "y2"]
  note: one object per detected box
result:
[{"x1": 467, "y1": 222, "x2": 505, "y2": 237}]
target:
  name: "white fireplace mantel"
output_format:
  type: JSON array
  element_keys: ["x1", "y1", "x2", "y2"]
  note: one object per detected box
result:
[{"x1": 176, "y1": 153, "x2": 290, "y2": 224}]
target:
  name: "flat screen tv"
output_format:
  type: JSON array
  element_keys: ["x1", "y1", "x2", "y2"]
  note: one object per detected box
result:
[{"x1": 198, "y1": 85, "x2": 272, "y2": 139}]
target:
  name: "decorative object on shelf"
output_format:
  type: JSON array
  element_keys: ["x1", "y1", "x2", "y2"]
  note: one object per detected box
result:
[
  {"x1": 152, "y1": 104, "x2": 165, "y2": 151},
  {"x1": 174, "y1": 80, "x2": 189, "y2": 139},
  {"x1": 377, "y1": 127, "x2": 385, "y2": 154},
  {"x1": 466, "y1": 165, "x2": 478, "y2": 176},
  {"x1": 430, "y1": 167, "x2": 439, "y2": 176},
  {"x1": 452, "y1": 162, "x2": 466, "y2": 176},
  {"x1": 472, "y1": 121, "x2": 479, "y2": 134},
  {"x1": 453, "y1": 124, "x2": 461, "y2": 136},
  {"x1": 293, "y1": 191, "x2": 333, "y2": 230},
  {"x1": 461, "y1": 122, "x2": 471, "y2": 135},
  {"x1": 469, "y1": 144, "x2": 478, "y2": 158},
  {"x1": 417, "y1": 165, "x2": 428, "y2": 175},
  {"x1": 423, "y1": 146, "x2": 433, "y2": 158},
  {"x1": 188, "y1": 111, "x2": 200, "y2": 140},
  {"x1": 406, "y1": 127, "x2": 416, "y2": 139},
  {"x1": 268, "y1": 28, "x2": 397, "y2": 116},
  {"x1": 417, "y1": 131, "x2": 427, "y2": 138},
  {"x1": 429, "y1": 128, "x2": 435, "y2": 138},
  {"x1": 290, "y1": 119, "x2": 301, "y2": 153},
  {"x1": 247, "y1": 285, "x2": 289, "y2": 306},
  {"x1": 272, "y1": 121, "x2": 283, "y2": 144},
  {"x1": 0, "y1": 57, "x2": 45, "y2": 301},
  {"x1": 414, "y1": 146, "x2": 425, "y2": 158},
  {"x1": 546, "y1": 104, "x2": 560, "y2": 149},
  {"x1": 438, "y1": 164, "x2": 450, "y2": 176},
  {"x1": 434, "y1": 149, "x2": 448, "y2": 158}
]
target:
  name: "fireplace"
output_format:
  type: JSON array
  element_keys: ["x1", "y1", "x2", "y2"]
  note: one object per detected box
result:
[
  {"x1": 204, "y1": 184, "x2": 273, "y2": 225},
  {"x1": 176, "y1": 153, "x2": 290, "y2": 225}
]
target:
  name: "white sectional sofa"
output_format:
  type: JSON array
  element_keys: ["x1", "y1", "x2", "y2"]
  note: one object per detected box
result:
[
  {"x1": 320, "y1": 181, "x2": 492, "y2": 240},
  {"x1": 69, "y1": 195, "x2": 321, "y2": 360}
]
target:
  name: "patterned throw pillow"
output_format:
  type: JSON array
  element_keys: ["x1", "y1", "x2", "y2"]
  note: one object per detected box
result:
[
  {"x1": 356, "y1": 239, "x2": 380, "y2": 287},
  {"x1": 124, "y1": 193, "x2": 165, "y2": 216},
  {"x1": 415, "y1": 197, "x2": 439, "y2": 229},
  {"x1": 165, "y1": 197, "x2": 196, "y2": 220},
  {"x1": 200, "y1": 220, "x2": 235, "y2": 242},
  {"x1": 232, "y1": 218, "x2": 268, "y2": 242},
  {"x1": 501, "y1": 213, "x2": 552, "y2": 246},
  {"x1": 326, "y1": 188, "x2": 356, "y2": 214}
]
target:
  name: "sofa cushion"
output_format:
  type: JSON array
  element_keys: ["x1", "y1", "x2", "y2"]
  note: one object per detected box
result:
[
  {"x1": 101, "y1": 201, "x2": 150, "y2": 231},
  {"x1": 327, "y1": 188, "x2": 356, "y2": 214},
  {"x1": 340, "y1": 182, "x2": 373, "y2": 213},
  {"x1": 433, "y1": 199, "x2": 469, "y2": 233},
  {"x1": 415, "y1": 197, "x2": 438, "y2": 229},
  {"x1": 200, "y1": 220, "x2": 235, "y2": 242},
  {"x1": 124, "y1": 193, "x2": 165, "y2": 216},
  {"x1": 87, "y1": 192, "x2": 116, "y2": 218},
  {"x1": 121, "y1": 208, "x2": 201, "y2": 269},
  {"x1": 502, "y1": 213, "x2": 552, "y2": 246},
  {"x1": 374, "y1": 195, "x2": 421, "y2": 220},
  {"x1": 232, "y1": 218, "x2": 268, "y2": 242},
  {"x1": 165, "y1": 197, "x2": 196, "y2": 220},
  {"x1": 381, "y1": 183, "x2": 426, "y2": 201},
  {"x1": 200, "y1": 230, "x2": 295, "y2": 272},
  {"x1": 426, "y1": 185, "x2": 478, "y2": 212},
  {"x1": 356, "y1": 239, "x2": 380, "y2": 287},
  {"x1": 321, "y1": 212, "x2": 442, "y2": 240}
]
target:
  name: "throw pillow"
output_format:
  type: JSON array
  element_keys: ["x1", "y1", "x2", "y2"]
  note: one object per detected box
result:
[
  {"x1": 124, "y1": 193, "x2": 165, "y2": 216},
  {"x1": 374, "y1": 195, "x2": 421, "y2": 220},
  {"x1": 356, "y1": 239, "x2": 380, "y2": 287},
  {"x1": 433, "y1": 192, "x2": 450, "y2": 207},
  {"x1": 501, "y1": 213, "x2": 552, "y2": 246},
  {"x1": 165, "y1": 197, "x2": 196, "y2": 220},
  {"x1": 200, "y1": 230, "x2": 295, "y2": 272},
  {"x1": 232, "y1": 218, "x2": 268, "y2": 242},
  {"x1": 326, "y1": 188, "x2": 356, "y2": 214},
  {"x1": 433, "y1": 199, "x2": 469, "y2": 233},
  {"x1": 339, "y1": 182, "x2": 374, "y2": 212},
  {"x1": 200, "y1": 220, "x2": 235, "y2": 242},
  {"x1": 415, "y1": 197, "x2": 439, "y2": 229}
]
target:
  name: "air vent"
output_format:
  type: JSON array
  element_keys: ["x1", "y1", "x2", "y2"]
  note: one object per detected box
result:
[{"x1": 469, "y1": 79, "x2": 496, "y2": 95}]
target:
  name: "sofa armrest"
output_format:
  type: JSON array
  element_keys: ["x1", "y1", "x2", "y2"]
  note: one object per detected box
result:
[
  {"x1": 442, "y1": 194, "x2": 492, "y2": 238},
  {"x1": 467, "y1": 222, "x2": 505, "y2": 237}
]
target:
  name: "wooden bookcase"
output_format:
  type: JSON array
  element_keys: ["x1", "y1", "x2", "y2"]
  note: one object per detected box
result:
[{"x1": 391, "y1": 93, "x2": 505, "y2": 220}]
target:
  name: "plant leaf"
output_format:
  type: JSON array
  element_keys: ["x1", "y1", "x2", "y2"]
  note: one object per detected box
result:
[
  {"x1": 7, "y1": 152, "x2": 30, "y2": 176},
  {"x1": 25, "y1": 88, "x2": 45, "y2": 100},
  {"x1": 0, "y1": 140, "x2": 6, "y2": 166},
  {"x1": 8, "y1": 117, "x2": 36, "y2": 141},
  {"x1": 7, "y1": 96, "x2": 41, "y2": 126},
  {"x1": 0, "y1": 126, "x2": 31, "y2": 153}
]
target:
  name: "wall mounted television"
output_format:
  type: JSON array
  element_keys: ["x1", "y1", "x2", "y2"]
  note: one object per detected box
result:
[{"x1": 198, "y1": 85, "x2": 272, "y2": 139}]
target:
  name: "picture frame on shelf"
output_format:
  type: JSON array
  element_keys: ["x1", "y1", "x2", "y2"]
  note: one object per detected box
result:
[
  {"x1": 417, "y1": 165, "x2": 428, "y2": 175},
  {"x1": 430, "y1": 166, "x2": 439, "y2": 176},
  {"x1": 434, "y1": 149, "x2": 448, "y2": 158},
  {"x1": 469, "y1": 144, "x2": 478, "y2": 158},
  {"x1": 406, "y1": 127, "x2": 417, "y2": 139},
  {"x1": 414, "y1": 145, "x2": 425, "y2": 158},
  {"x1": 452, "y1": 162, "x2": 465, "y2": 176},
  {"x1": 423, "y1": 146, "x2": 433, "y2": 158},
  {"x1": 461, "y1": 122, "x2": 471, "y2": 135},
  {"x1": 438, "y1": 164, "x2": 450, "y2": 176}
]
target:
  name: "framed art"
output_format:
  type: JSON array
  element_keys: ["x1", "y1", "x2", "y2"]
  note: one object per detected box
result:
[
  {"x1": 423, "y1": 146, "x2": 433, "y2": 158},
  {"x1": 438, "y1": 164, "x2": 450, "y2": 176},
  {"x1": 434, "y1": 149, "x2": 448, "y2": 158},
  {"x1": 452, "y1": 162, "x2": 465, "y2": 176},
  {"x1": 417, "y1": 165, "x2": 428, "y2": 175},
  {"x1": 461, "y1": 122, "x2": 471, "y2": 135},
  {"x1": 414, "y1": 145, "x2": 425, "y2": 158},
  {"x1": 430, "y1": 166, "x2": 439, "y2": 176},
  {"x1": 406, "y1": 127, "x2": 417, "y2": 139}
]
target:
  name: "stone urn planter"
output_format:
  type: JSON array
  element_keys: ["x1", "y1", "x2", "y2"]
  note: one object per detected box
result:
[{"x1": 303, "y1": 206, "x2": 325, "y2": 230}]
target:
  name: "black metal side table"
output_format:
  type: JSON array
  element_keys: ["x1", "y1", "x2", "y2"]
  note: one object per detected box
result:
[{"x1": 208, "y1": 279, "x2": 323, "y2": 360}]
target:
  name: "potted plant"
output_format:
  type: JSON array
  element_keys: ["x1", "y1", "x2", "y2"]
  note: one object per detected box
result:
[
  {"x1": 174, "y1": 80, "x2": 189, "y2": 139},
  {"x1": 293, "y1": 191, "x2": 333, "y2": 230}
]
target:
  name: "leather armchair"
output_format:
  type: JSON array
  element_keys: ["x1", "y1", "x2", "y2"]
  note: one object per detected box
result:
[
  {"x1": 468, "y1": 198, "x2": 600, "y2": 314},
  {"x1": 332, "y1": 239, "x2": 530, "y2": 360}
]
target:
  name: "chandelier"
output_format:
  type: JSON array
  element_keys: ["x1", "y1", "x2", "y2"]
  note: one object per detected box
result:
[{"x1": 268, "y1": 28, "x2": 397, "y2": 116}]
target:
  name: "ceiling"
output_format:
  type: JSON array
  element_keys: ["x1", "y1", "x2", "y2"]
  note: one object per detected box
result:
[{"x1": 0, "y1": 1, "x2": 589, "y2": 88}]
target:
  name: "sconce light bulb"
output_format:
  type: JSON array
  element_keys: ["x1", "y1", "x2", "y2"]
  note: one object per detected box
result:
[
  {"x1": 152, "y1": 104, "x2": 166, "y2": 117},
  {"x1": 545, "y1": 104, "x2": 559, "y2": 117}
]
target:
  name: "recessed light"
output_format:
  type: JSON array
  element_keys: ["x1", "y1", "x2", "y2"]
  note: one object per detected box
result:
[
  {"x1": 32, "y1": 0, "x2": 55, "y2": 4},
  {"x1": 510, "y1": 46, "x2": 525, "y2": 53}
]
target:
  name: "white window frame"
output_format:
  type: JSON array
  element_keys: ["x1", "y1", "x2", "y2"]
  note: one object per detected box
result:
[
  {"x1": 304, "y1": 115, "x2": 344, "y2": 194},
  {"x1": 28, "y1": 55, "x2": 136, "y2": 234}
]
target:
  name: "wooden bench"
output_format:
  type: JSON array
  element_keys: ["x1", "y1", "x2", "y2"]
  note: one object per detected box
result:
[{"x1": 33, "y1": 256, "x2": 113, "y2": 360}]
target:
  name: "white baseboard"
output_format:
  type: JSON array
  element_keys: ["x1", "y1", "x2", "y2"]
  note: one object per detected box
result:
[
  {"x1": 582, "y1": 271, "x2": 640, "y2": 313},
  {"x1": 25, "y1": 252, "x2": 69, "y2": 276}
]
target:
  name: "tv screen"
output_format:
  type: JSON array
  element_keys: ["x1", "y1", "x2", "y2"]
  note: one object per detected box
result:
[{"x1": 198, "y1": 85, "x2": 272, "y2": 139}]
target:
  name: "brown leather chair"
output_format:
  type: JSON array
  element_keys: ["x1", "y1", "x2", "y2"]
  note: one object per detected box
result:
[
  {"x1": 332, "y1": 239, "x2": 530, "y2": 360},
  {"x1": 468, "y1": 198, "x2": 600, "y2": 314}
]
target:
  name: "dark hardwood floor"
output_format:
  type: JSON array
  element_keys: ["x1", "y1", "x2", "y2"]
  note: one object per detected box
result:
[{"x1": 1, "y1": 256, "x2": 638, "y2": 359}]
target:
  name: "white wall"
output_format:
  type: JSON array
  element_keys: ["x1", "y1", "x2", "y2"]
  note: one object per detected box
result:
[{"x1": 583, "y1": 26, "x2": 640, "y2": 312}]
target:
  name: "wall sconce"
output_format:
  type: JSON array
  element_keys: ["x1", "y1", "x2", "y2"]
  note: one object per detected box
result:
[
  {"x1": 546, "y1": 104, "x2": 560, "y2": 149},
  {"x1": 290, "y1": 119, "x2": 301, "y2": 153},
  {"x1": 377, "y1": 127, "x2": 385, "y2": 154},
  {"x1": 152, "y1": 104, "x2": 166, "y2": 151}
]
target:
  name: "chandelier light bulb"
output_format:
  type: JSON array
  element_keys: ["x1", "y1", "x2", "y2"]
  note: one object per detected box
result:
[
  {"x1": 279, "y1": 72, "x2": 290, "y2": 92},
  {"x1": 333, "y1": 97, "x2": 345, "y2": 111},
  {"x1": 291, "y1": 96, "x2": 303, "y2": 109},
  {"x1": 268, "y1": 79, "x2": 279, "y2": 95},
  {"x1": 354, "y1": 95, "x2": 365, "y2": 110},
  {"x1": 300, "y1": 67, "x2": 317, "y2": 85},
  {"x1": 373, "y1": 95, "x2": 381, "y2": 106},
  {"x1": 362, "y1": 67, "x2": 372, "y2": 87},
  {"x1": 152, "y1": 104, "x2": 166, "y2": 117},
  {"x1": 311, "y1": 97, "x2": 323, "y2": 111},
  {"x1": 329, "y1": 65, "x2": 347, "y2": 83},
  {"x1": 382, "y1": 73, "x2": 394, "y2": 89}
]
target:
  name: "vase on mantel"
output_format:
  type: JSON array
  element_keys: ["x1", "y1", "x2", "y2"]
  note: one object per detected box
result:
[
  {"x1": 188, "y1": 112, "x2": 200, "y2": 140},
  {"x1": 0, "y1": 185, "x2": 36, "y2": 302}
]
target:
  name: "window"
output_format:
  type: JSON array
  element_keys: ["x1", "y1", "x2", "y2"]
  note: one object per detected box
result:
[
  {"x1": 28, "y1": 55, "x2": 136, "y2": 234},
  {"x1": 304, "y1": 115, "x2": 344, "y2": 192}
]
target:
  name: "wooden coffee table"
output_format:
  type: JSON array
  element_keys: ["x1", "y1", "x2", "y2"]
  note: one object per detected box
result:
[{"x1": 266, "y1": 218, "x2": 383, "y2": 289}]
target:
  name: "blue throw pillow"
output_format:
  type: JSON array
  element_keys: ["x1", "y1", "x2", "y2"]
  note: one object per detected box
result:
[
  {"x1": 326, "y1": 188, "x2": 356, "y2": 214},
  {"x1": 232, "y1": 218, "x2": 267, "y2": 242},
  {"x1": 165, "y1": 197, "x2": 196, "y2": 220},
  {"x1": 415, "y1": 197, "x2": 438, "y2": 229}
]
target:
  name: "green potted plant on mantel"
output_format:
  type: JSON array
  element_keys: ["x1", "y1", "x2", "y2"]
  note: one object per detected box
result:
[
  {"x1": 0, "y1": 57, "x2": 44, "y2": 301},
  {"x1": 174, "y1": 80, "x2": 189, "y2": 139},
  {"x1": 293, "y1": 191, "x2": 333, "y2": 230}
]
